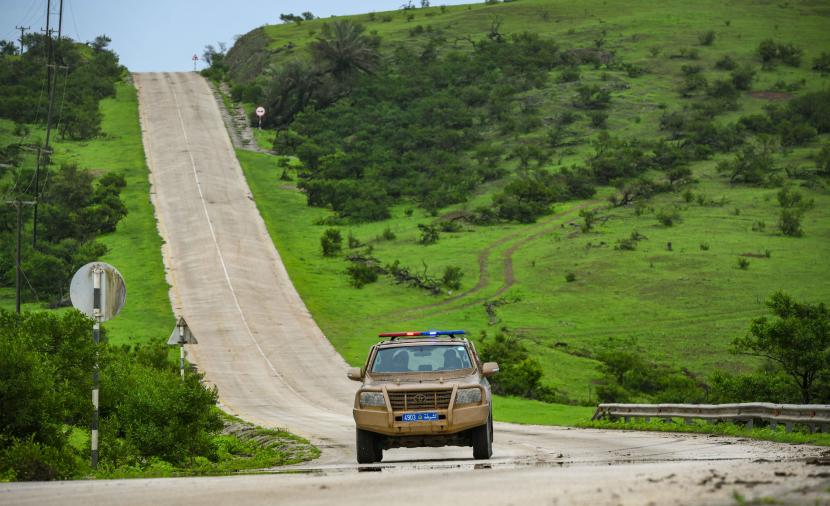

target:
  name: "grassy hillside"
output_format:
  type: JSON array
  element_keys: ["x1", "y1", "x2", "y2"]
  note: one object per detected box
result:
[
  {"x1": 0, "y1": 82, "x2": 173, "y2": 346},
  {"x1": 228, "y1": 0, "x2": 830, "y2": 410}
]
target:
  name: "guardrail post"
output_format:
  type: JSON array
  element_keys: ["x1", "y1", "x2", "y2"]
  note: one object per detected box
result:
[
  {"x1": 624, "y1": 416, "x2": 631, "y2": 423},
  {"x1": 645, "y1": 417, "x2": 651, "y2": 423},
  {"x1": 746, "y1": 419, "x2": 753, "y2": 430},
  {"x1": 770, "y1": 421, "x2": 777, "y2": 430},
  {"x1": 684, "y1": 417, "x2": 693, "y2": 425},
  {"x1": 785, "y1": 422, "x2": 793, "y2": 433}
]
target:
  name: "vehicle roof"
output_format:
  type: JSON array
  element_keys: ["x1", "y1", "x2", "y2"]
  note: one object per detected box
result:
[{"x1": 375, "y1": 337, "x2": 469, "y2": 347}]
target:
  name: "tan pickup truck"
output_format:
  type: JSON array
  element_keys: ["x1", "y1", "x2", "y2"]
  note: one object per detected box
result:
[{"x1": 347, "y1": 330, "x2": 499, "y2": 463}]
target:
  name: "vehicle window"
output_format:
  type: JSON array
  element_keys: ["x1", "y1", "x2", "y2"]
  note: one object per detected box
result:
[{"x1": 371, "y1": 345, "x2": 472, "y2": 373}]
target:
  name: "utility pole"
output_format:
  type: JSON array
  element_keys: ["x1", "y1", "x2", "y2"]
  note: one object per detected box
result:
[
  {"x1": 5, "y1": 200, "x2": 36, "y2": 314},
  {"x1": 57, "y1": 0, "x2": 64, "y2": 40},
  {"x1": 33, "y1": 0, "x2": 60, "y2": 248},
  {"x1": 14, "y1": 25, "x2": 29, "y2": 55}
]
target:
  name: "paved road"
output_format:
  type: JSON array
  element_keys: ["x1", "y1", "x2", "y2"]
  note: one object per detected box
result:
[{"x1": 3, "y1": 72, "x2": 827, "y2": 505}]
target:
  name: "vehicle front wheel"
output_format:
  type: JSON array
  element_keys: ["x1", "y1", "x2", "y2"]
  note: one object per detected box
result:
[
  {"x1": 471, "y1": 416, "x2": 493, "y2": 460},
  {"x1": 356, "y1": 428, "x2": 380, "y2": 464}
]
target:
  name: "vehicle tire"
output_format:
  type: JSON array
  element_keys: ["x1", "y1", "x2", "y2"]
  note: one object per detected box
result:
[
  {"x1": 373, "y1": 439, "x2": 384, "y2": 463},
  {"x1": 471, "y1": 416, "x2": 492, "y2": 460},
  {"x1": 356, "y1": 428, "x2": 378, "y2": 464}
]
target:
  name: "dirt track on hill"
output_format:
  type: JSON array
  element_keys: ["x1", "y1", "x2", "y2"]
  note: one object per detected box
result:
[{"x1": 3, "y1": 72, "x2": 828, "y2": 505}]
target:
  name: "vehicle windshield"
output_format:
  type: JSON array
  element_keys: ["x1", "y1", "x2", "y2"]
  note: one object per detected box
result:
[{"x1": 371, "y1": 345, "x2": 473, "y2": 373}]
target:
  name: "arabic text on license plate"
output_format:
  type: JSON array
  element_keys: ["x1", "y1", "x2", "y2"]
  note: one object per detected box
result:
[{"x1": 402, "y1": 412, "x2": 438, "y2": 422}]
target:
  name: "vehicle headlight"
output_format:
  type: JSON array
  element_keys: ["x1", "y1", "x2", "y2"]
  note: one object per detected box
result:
[
  {"x1": 359, "y1": 391, "x2": 386, "y2": 408},
  {"x1": 455, "y1": 387, "x2": 482, "y2": 405}
]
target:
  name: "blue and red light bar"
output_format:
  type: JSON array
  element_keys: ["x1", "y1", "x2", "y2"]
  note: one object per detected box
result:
[{"x1": 378, "y1": 330, "x2": 466, "y2": 338}]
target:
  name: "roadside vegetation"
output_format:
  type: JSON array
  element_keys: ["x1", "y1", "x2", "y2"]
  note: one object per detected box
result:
[
  {"x1": 221, "y1": 0, "x2": 830, "y2": 427},
  {"x1": 0, "y1": 36, "x2": 317, "y2": 480},
  {"x1": 578, "y1": 418, "x2": 830, "y2": 447}
]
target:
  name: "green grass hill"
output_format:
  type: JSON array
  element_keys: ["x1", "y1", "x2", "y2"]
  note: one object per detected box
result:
[{"x1": 221, "y1": 0, "x2": 830, "y2": 411}]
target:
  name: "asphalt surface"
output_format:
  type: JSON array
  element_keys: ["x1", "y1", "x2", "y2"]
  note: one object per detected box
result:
[{"x1": 3, "y1": 72, "x2": 828, "y2": 505}]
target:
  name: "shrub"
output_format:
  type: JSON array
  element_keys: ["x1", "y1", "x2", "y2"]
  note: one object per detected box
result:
[
  {"x1": 656, "y1": 208, "x2": 681, "y2": 226},
  {"x1": 813, "y1": 52, "x2": 830, "y2": 74},
  {"x1": 417, "y1": 224, "x2": 440, "y2": 244},
  {"x1": 738, "y1": 257, "x2": 750, "y2": 269},
  {"x1": 0, "y1": 437, "x2": 79, "y2": 481},
  {"x1": 347, "y1": 233, "x2": 361, "y2": 249},
  {"x1": 558, "y1": 67, "x2": 580, "y2": 83},
  {"x1": 99, "y1": 352, "x2": 222, "y2": 466},
  {"x1": 589, "y1": 111, "x2": 608, "y2": 128},
  {"x1": 779, "y1": 209, "x2": 803, "y2": 237},
  {"x1": 758, "y1": 39, "x2": 803, "y2": 68},
  {"x1": 320, "y1": 228, "x2": 342, "y2": 256},
  {"x1": 816, "y1": 144, "x2": 830, "y2": 176},
  {"x1": 707, "y1": 79, "x2": 739, "y2": 102},
  {"x1": 381, "y1": 227, "x2": 396, "y2": 241},
  {"x1": 579, "y1": 209, "x2": 597, "y2": 232},
  {"x1": 700, "y1": 242, "x2": 710, "y2": 251},
  {"x1": 715, "y1": 55, "x2": 737, "y2": 70},
  {"x1": 574, "y1": 84, "x2": 611, "y2": 109},
  {"x1": 615, "y1": 230, "x2": 646, "y2": 251},
  {"x1": 731, "y1": 65, "x2": 755, "y2": 90},
  {"x1": 698, "y1": 30, "x2": 716, "y2": 46},
  {"x1": 565, "y1": 272, "x2": 576, "y2": 283},
  {"x1": 479, "y1": 332, "x2": 551, "y2": 400},
  {"x1": 441, "y1": 266, "x2": 463, "y2": 291},
  {"x1": 346, "y1": 262, "x2": 379, "y2": 288},
  {"x1": 439, "y1": 220, "x2": 462, "y2": 233}
]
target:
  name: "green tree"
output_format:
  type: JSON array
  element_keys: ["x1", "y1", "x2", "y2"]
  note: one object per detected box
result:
[
  {"x1": 311, "y1": 21, "x2": 380, "y2": 76},
  {"x1": 733, "y1": 292, "x2": 830, "y2": 403}
]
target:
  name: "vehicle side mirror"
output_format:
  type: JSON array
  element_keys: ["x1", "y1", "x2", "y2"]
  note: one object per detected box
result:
[
  {"x1": 347, "y1": 367, "x2": 364, "y2": 381},
  {"x1": 481, "y1": 362, "x2": 499, "y2": 377}
]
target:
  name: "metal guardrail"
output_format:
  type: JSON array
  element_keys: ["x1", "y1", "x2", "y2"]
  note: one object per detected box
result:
[{"x1": 592, "y1": 403, "x2": 830, "y2": 433}]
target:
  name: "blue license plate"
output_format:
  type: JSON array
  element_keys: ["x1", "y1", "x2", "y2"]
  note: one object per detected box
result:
[{"x1": 402, "y1": 412, "x2": 439, "y2": 422}]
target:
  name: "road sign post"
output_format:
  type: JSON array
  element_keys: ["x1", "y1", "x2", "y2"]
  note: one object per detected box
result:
[
  {"x1": 70, "y1": 262, "x2": 126, "y2": 470},
  {"x1": 192, "y1": 53, "x2": 199, "y2": 71},
  {"x1": 167, "y1": 317, "x2": 197, "y2": 379},
  {"x1": 255, "y1": 106, "x2": 265, "y2": 130}
]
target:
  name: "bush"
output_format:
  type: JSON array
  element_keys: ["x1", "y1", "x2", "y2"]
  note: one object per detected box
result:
[
  {"x1": 99, "y1": 352, "x2": 222, "y2": 466},
  {"x1": 320, "y1": 228, "x2": 343, "y2": 256},
  {"x1": 565, "y1": 272, "x2": 576, "y2": 283},
  {"x1": 589, "y1": 111, "x2": 608, "y2": 128},
  {"x1": 779, "y1": 209, "x2": 803, "y2": 237},
  {"x1": 0, "y1": 437, "x2": 79, "y2": 481},
  {"x1": 656, "y1": 208, "x2": 681, "y2": 226},
  {"x1": 479, "y1": 332, "x2": 551, "y2": 400},
  {"x1": 715, "y1": 55, "x2": 737, "y2": 70},
  {"x1": 708, "y1": 369, "x2": 799, "y2": 404},
  {"x1": 441, "y1": 266, "x2": 463, "y2": 291},
  {"x1": 738, "y1": 257, "x2": 750, "y2": 270},
  {"x1": 579, "y1": 209, "x2": 597, "y2": 232},
  {"x1": 416, "y1": 223, "x2": 439, "y2": 245},
  {"x1": 347, "y1": 233, "x2": 361, "y2": 249},
  {"x1": 698, "y1": 30, "x2": 716, "y2": 46},
  {"x1": 813, "y1": 52, "x2": 830, "y2": 74},
  {"x1": 380, "y1": 227, "x2": 396, "y2": 241},
  {"x1": 574, "y1": 84, "x2": 611, "y2": 109},
  {"x1": 758, "y1": 39, "x2": 803, "y2": 68},
  {"x1": 731, "y1": 65, "x2": 755, "y2": 91},
  {"x1": 346, "y1": 262, "x2": 379, "y2": 288},
  {"x1": 558, "y1": 67, "x2": 580, "y2": 83}
]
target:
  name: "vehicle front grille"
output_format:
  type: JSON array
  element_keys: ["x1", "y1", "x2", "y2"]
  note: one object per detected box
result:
[{"x1": 388, "y1": 390, "x2": 452, "y2": 411}]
